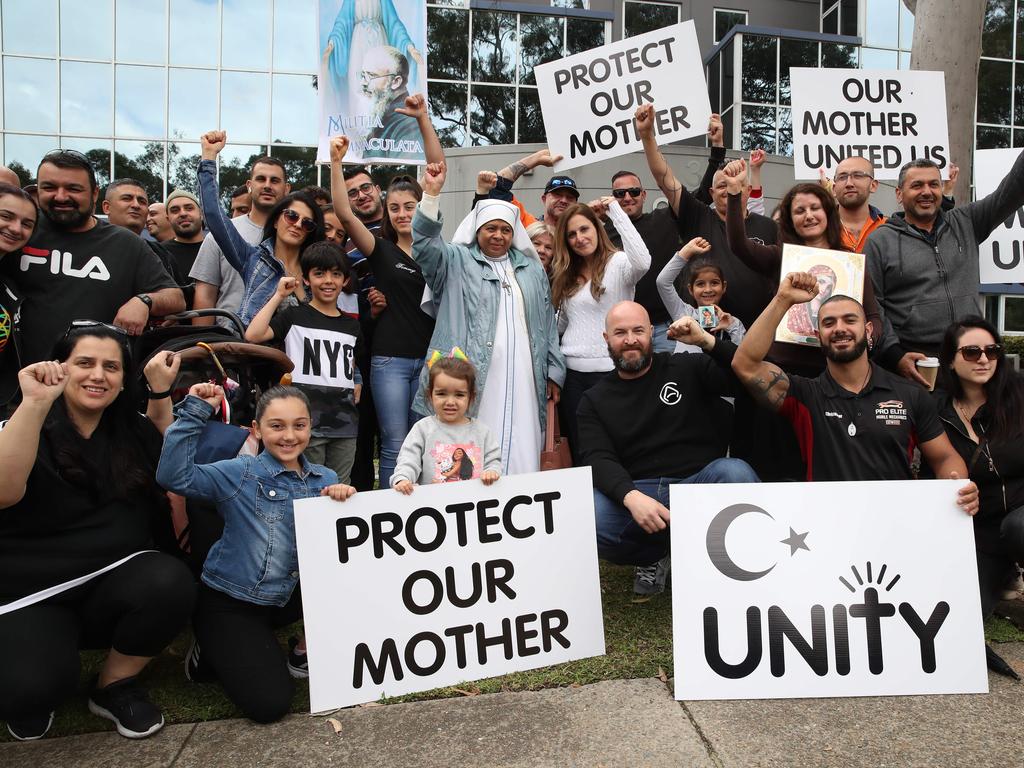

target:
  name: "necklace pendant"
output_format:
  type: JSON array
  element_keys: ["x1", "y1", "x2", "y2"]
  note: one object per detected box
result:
[{"x1": 848, "y1": 422, "x2": 857, "y2": 437}]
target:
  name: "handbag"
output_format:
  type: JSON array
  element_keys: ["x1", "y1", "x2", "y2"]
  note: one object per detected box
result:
[{"x1": 540, "y1": 399, "x2": 572, "y2": 471}]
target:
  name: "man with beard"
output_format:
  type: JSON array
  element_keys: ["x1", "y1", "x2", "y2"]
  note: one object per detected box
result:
[
  {"x1": 161, "y1": 190, "x2": 205, "y2": 278},
  {"x1": 360, "y1": 46, "x2": 422, "y2": 162},
  {"x1": 189, "y1": 156, "x2": 290, "y2": 328},
  {"x1": 732, "y1": 273, "x2": 979, "y2": 498},
  {"x1": 103, "y1": 180, "x2": 186, "y2": 286},
  {"x1": 0, "y1": 151, "x2": 183, "y2": 365},
  {"x1": 831, "y1": 155, "x2": 886, "y2": 253},
  {"x1": 577, "y1": 301, "x2": 758, "y2": 597}
]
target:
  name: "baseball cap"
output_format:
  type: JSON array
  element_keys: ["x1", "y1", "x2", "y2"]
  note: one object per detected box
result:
[{"x1": 543, "y1": 175, "x2": 579, "y2": 198}]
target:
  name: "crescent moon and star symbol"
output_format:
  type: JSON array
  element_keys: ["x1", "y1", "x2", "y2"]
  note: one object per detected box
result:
[{"x1": 705, "y1": 503, "x2": 810, "y2": 582}]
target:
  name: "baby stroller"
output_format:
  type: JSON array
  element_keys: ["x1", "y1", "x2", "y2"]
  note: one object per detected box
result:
[{"x1": 136, "y1": 309, "x2": 294, "y2": 575}]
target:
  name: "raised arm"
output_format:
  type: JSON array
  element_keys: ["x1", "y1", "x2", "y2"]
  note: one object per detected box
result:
[
  {"x1": 723, "y1": 159, "x2": 781, "y2": 277},
  {"x1": 746, "y1": 148, "x2": 767, "y2": 216},
  {"x1": 199, "y1": 131, "x2": 259, "y2": 278},
  {"x1": 497, "y1": 148, "x2": 563, "y2": 186},
  {"x1": 635, "y1": 103, "x2": 683, "y2": 215},
  {"x1": 656, "y1": 237, "x2": 710, "y2": 321},
  {"x1": 603, "y1": 198, "x2": 650, "y2": 280},
  {"x1": 693, "y1": 112, "x2": 726, "y2": 206},
  {"x1": 329, "y1": 136, "x2": 378, "y2": 260},
  {"x1": 966, "y1": 145, "x2": 1024, "y2": 241},
  {"x1": 397, "y1": 93, "x2": 443, "y2": 166},
  {"x1": 142, "y1": 351, "x2": 181, "y2": 435},
  {"x1": 732, "y1": 273, "x2": 819, "y2": 410},
  {"x1": 244, "y1": 278, "x2": 295, "y2": 344},
  {"x1": 413, "y1": 161, "x2": 463, "y2": 295}
]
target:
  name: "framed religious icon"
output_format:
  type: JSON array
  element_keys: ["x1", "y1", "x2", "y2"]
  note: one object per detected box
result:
[{"x1": 774, "y1": 244, "x2": 865, "y2": 347}]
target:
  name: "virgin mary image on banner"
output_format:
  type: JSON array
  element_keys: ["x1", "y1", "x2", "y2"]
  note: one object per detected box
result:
[{"x1": 317, "y1": 0, "x2": 427, "y2": 165}]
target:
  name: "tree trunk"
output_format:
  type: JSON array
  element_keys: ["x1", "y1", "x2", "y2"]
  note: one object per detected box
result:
[{"x1": 905, "y1": 0, "x2": 986, "y2": 198}]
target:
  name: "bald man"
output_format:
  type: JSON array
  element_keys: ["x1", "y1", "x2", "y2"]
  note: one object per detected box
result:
[
  {"x1": 830, "y1": 156, "x2": 886, "y2": 252},
  {"x1": 0, "y1": 166, "x2": 20, "y2": 187},
  {"x1": 576, "y1": 301, "x2": 758, "y2": 598}
]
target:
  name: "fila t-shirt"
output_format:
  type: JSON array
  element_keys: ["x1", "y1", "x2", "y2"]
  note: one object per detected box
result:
[
  {"x1": 1, "y1": 216, "x2": 177, "y2": 364},
  {"x1": 269, "y1": 303, "x2": 363, "y2": 438},
  {"x1": 781, "y1": 364, "x2": 944, "y2": 482}
]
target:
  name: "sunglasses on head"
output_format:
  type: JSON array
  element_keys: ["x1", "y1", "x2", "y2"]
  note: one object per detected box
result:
[
  {"x1": 63, "y1": 319, "x2": 128, "y2": 339},
  {"x1": 958, "y1": 344, "x2": 1003, "y2": 362},
  {"x1": 612, "y1": 187, "x2": 643, "y2": 199},
  {"x1": 547, "y1": 178, "x2": 575, "y2": 190},
  {"x1": 281, "y1": 208, "x2": 317, "y2": 233}
]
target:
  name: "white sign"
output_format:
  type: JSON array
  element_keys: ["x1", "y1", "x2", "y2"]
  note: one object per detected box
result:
[
  {"x1": 975, "y1": 147, "x2": 1024, "y2": 283},
  {"x1": 534, "y1": 21, "x2": 711, "y2": 171},
  {"x1": 791, "y1": 68, "x2": 950, "y2": 181},
  {"x1": 671, "y1": 480, "x2": 987, "y2": 700},
  {"x1": 295, "y1": 467, "x2": 605, "y2": 712}
]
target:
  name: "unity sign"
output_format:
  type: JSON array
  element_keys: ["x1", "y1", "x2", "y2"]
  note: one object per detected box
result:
[
  {"x1": 294, "y1": 467, "x2": 605, "y2": 712},
  {"x1": 671, "y1": 480, "x2": 988, "y2": 700},
  {"x1": 534, "y1": 21, "x2": 711, "y2": 170},
  {"x1": 791, "y1": 68, "x2": 950, "y2": 181},
  {"x1": 975, "y1": 148, "x2": 1024, "y2": 284}
]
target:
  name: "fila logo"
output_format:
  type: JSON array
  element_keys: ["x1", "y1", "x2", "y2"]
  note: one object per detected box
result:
[{"x1": 21, "y1": 247, "x2": 111, "y2": 281}]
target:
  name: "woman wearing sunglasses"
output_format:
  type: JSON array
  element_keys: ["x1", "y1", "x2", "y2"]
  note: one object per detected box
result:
[
  {"x1": 936, "y1": 316, "x2": 1024, "y2": 618},
  {"x1": 198, "y1": 131, "x2": 325, "y2": 327}
]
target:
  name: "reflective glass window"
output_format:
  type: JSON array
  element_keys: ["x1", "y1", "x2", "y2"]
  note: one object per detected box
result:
[
  {"x1": 169, "y1": 0, "x2": 219, "y2": 67},
  {"x1": 899, "y1": 51, "x2": 911, "y2": 70},
  {"x1": 779, "y1": 39, "x2": 816, "y2": 106},
  {"x1": 427, "y1": 7, "x2": 469, "y2": 81},
  {"x1": 714, "y1": 9, "x2": 747, "y2": 43},
  {"x1": 2, "y1": 0, "x2": 57, "y2": 56},
  {"x1": 865, "y1": 0, "x2": 898, "y2": 48},
  {"x1": 274, "y1": 0, "x2": 317, "y2": 71},
  {"x1": 520, "y1": 15, "x2": 563, "y2": 86},
  {"x1": 272, "y1": 74, "x2": 318, "y2": 145},
  {"x1": 566, "y1": 18, "x2": 604, "y2": 55},
  {"x1": 472, "y1": 11, "x2": 517, "y2": 83},
  {"x1": 898, "y1": 1, "x2": 914, "y2": 49},
  {"x1": 518, "y1": 87, "x2": 545, "y2": 144},
  {"x1": 4, "y1": 134, "x2": 55, "y2": 183},
  {"x1": 741, "y1": 35, "x2": 777, "y2": 105},
  {"x1": 977, "y1": 58, "x2": 1012, "y2": 125},
  {"x1": 169, "y1": 68, "x2": 218, "y2": 141},
  {"x1": 470, "y1": 85, "x2": 514, "y2": 146},
  {"x1": 221, "y1": 72, "x2": 271, "y2": 144},
  {"x1": 61, "y1": 62, "x2": 113, "y2": 136},
  {"x1": 61, "y1": 0, "x2": 112, "y2": 60},
  {"x1": 708, "y1": 57, "x2": 721, "y2": 113},
  {"x1": 115, "y1": 65, "x2": 167, "y2": 138},
  {"x1": 116, "y1": 0, "x2": 166, "y2": 64},
  {"x1": 820, "y1": 43, "x2": 858, "y2": 68},
  {"x1": 778, "y1": 108, "x2": 793, "y2": 156},
  {"x1": 624, "y1": 1, "x2": 679, "y2": 39},
  {"x1": 223, "y1": 0, "x2": 271, "y2": 70},
  {"x1": 428, "y1": 81, "x2": 468, "y2": 148},
  {"x1": 821, "y1": 6, "x2": 838, "y2": 34},
  {"x1": 977, "y1": 125, "x2": 1011, "y2": 149},
  {"x1": 60, "y1": 138, "x2": 113, "y2": 191},
  {"x1": 840, "y1": 0, "x2": 859, "y2": 37},
  {"x1": 4, "y1": 57, "x2": 58, "y2": 133},
  {"x1": 1014, "y1": 63, "x2": 1024, "y2": 125},
  {"x1": 982, "y1": 0, "x2": 1014, "y2": 59},
  {"x1": 741, "y1": 105, "x2": 777, "y2": 154},
  {"x1": 114, "y1": 139, "x2": 166, "y2": 202},
  {"x1": 860, "y1": 47, "x2": 899, "y2": 70},
  {"x1": 167, "y1": 142, "x2": 202, "y2": 195}
]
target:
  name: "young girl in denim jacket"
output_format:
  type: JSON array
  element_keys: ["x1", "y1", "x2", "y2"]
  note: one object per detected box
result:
[{"x1": 157, "y1": 383, "x2": 355, "y2": 723}]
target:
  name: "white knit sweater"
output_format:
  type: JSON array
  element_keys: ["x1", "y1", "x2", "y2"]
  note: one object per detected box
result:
[{"x1": 558, "y1": 201, "x2": 651, "y2": 372}]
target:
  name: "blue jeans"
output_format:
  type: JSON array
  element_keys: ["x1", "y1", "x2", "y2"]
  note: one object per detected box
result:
[
  {"x1": 593, "y1": 458, "x2": 759, "y2": 566},
  {"x1": 651, "y1": 321, "x2": 675, "y2": 354},
  {"x1": 371, "y1": 355, "x2": 424, "y2": 489}
]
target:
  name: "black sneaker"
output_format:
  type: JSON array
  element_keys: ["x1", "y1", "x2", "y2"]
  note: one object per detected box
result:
[
  {"x1": 287, "y1": 636, "x2": 309, "y2": 679},
  {"x1": 185, "y1": 638, "x2": 216, "y2": 683},
  {"x1": 633, "y1": 555, "x2": 670, "y2": 602},
  {"x1": 87, "y1": 676, "x2": 164, "y2": 739},
  {"x1": 6, "y1": 711, "x2": 54, "y2": 741}
]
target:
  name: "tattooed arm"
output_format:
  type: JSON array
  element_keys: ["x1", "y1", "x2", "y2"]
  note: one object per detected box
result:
[
  {"x1": 635, "y1": 104, "x2": 683, "y2": 215},
  {"x1": 732, "y1": 272, "x2": 819, "y2": 411},
  {"x1": 497, "y1": 148, "x2": 563, "y2": 184}
]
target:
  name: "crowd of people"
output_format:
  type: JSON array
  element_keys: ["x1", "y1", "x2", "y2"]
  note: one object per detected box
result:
[{"x1": 0, "y1": 92, "x2": 1022, "y2": 741}]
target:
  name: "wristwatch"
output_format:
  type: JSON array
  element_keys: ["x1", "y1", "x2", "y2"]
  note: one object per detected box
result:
[{"x1": 135, "y1": 293, "x2": 153, "y2": 310}]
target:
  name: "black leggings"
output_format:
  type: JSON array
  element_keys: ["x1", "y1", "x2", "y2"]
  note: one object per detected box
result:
[
  {"x1": 192, "y1": 584, "x2": 303, "y2": 724},
  {"x1": 978, "y1": 506, "x2": 1024, "y2": 618},
  {"x1": 0, "y1": 552, "x2": 195, "y2": 722}
]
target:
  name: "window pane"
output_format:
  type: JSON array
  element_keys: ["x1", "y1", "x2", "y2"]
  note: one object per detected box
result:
[
  {"x1": 860, "y1": 47, "x2": 899, "y2": 70},
  {"x1": 3, "y1": 0, "x2": 57, "y2": 56},
  {"x1": 741, "y1": 35, "x2": 777, "y2": 105},
  {"x1": 520, "y1": 16, "x2": 563, "y2": 86},
  {"x1": 428, "y1": 81, "x2": 468, "y2": 148},
  {"x1": 820, "y1": 43, "x2": 858, "y2": 68},
  {"x1": 977, "y1": 58, "x2": 1012, "y2": 125},
  {"x1": 715, "y1": 10, "x2": 746, "y2": 43},
  {"x1": 841, "y1": 0, "x2": 859, "y2": 37},
  {"x1": 1014, "y1": 63, "x2": 1024, "y2": 125},
  {"x1": 472, "y1": 11, "x2": 517, "y2": 83},
  {"x1": 169, "y1": 0, "x2": 219, "y2": 67},
  {"x1": 722, "y1": 41, "x2": 735, "y2": 108},
  {"x1": 269, "y1": 145, "x2": 317, "y2": 190},
  {"x1": 1014, "y1": 129, "x2": 1024, "y2": 148},
  {"x1": 272, "y1": 74, "x2": 318, "y2": 145},
  {"x1": 898, "y1": 0, "x2": 914, "y2": 49},
  {"x1": 899, "y1": 51, "x2": 912, "y2": 70},
  {"x1": 740, "y1": 105, "x2": 776, "y2": 154},
  {"x1": 61, "y1": 0, "x2": 112, "y2": 60},
  {"x1": 1018, "y1": 0, "x2": 1024, "y2": 64},
  {"x1": 566, "y1": 18, "x2": 605, "y2": 55},
  {"x1": 624, "y1": 1, "x2": 679, "y2": 39},
  {"x1": 221, "y1": 72, "x2": 270, "y2": 144},
  {"x1": 518, "y1": 87, "x2": 544, "y2": 143},
  {"x1": 114, "y1": 140, "x2": 166, "y2": 203},
  {"x1": 115, "y1": 65, "x2": 167, "y2": 138},
  {"x1": 4, "y1": 57, "x2": 58, "y2": 133},
  {"x1": 427, "y1": 7, "x2": 469, "y2": 81},
  {"x1": 169, "y1": 68, "x2": 218, "y2": 141},
  {"x1": 274, "y1": 0, "x2": 317, "y2": 71},
  {"x1": 977, "y1": 125, "x2": 1011, "y2": 149},
  {"x1": 779, "y1": 39, "x2": 817, "y2": 106},
  {"x1": 708, "y1": 57, "x2": 721, "y2": 113},
  {"x1": 61, "y1": 138, "x2": 113, "y2": 193},
  {"x1": 116, "y1": 0, "x2": 166, "y2": 64},
  {"x1": 778, "y1": 108, "x2": 793, "y2": 156},
  {"x1": 223, "y1": 0, "x2": 271, "y2": 70},
  {"x1": 865, "y1": 0, "x2": 898, "y2": 48},
  {"x1": 4, "y1": 134, "x2": 55, "y2": 184},
  {"x1": 61, "y1": 62, "x2": 113, "y2": 136},
  {"x1": 1004, "y1": 296, "x2": 1024, "y2": 331},
  {"x1": 167, "y1": 141, "x2": 202, "y2": 196},
  {"x1": 982, "y1": 0, "x2": 1014, "y2": 58},
  {"x1": 821, "y1": 7, "x2": 838, "y2": 35},
  {"x1": 470, "y1": 85, "x2": 514, "y2": 146},
  {"x1": 721, "y1": 106, "x2": 734, "y2": 150}
]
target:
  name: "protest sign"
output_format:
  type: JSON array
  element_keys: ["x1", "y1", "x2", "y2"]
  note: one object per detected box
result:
[
  {"x1": 534, "y1": 21, "x2": 711, "y2": 171},
  {"x1": 294, "y1": 467, "x2": 605, "y2": 712},
  {"x1": 975, "y1": 147, "x2": 1024, "y2": 283},
  {"x1": 774, "y1": 244, "x2": 865, "y2": 347},
  {"x1": 671, "y1": 480, "x2": 987, "y2": 700},
  {"x1": 316, "y1": 0, "x2": 427, "y2": 165},
  {"x1": 791, "y1": 68, "x2": 949, "y2": 180}
]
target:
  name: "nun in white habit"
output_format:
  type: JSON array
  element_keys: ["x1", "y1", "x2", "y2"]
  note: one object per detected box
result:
[{"x1": 412, "y1": 176, "x2": 566, "y2": 476}]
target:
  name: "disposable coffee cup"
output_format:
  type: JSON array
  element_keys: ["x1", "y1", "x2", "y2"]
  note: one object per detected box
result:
[{"x1": 916, "y1": 357, "x2": 939, "y2": 391}]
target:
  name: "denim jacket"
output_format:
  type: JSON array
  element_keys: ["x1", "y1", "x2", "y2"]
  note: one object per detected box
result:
[
  {"x1": 156, "y1": 396, "x2": 338, "y2": 607},
  {"x1": 197, "y1": 158, "x2": 305, "y2": 326}
]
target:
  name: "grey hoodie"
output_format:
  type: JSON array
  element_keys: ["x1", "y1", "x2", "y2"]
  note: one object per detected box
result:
[{"x1": 863, "y1": 150, "x2": 1024, "y2": 365}]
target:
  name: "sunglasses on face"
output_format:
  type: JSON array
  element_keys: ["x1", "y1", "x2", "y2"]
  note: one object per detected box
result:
[
  {"x1": 347, "y1": 182, "x2": 376, "y2": 199},
  {"x1": 612, "y1": 187, "x2": 643, "y2": 199},
  {"x1": 958, "y1": 344, "x2": 1003, "y2": 362},
  {"x1": 281, "y1": 208, "x2": 316, "y2": 233}
]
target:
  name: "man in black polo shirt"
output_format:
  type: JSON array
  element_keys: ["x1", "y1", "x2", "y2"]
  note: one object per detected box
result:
[
  {"x1": 731, "y1": 273, "x2": 980, "y2": 514},
  {"x1": 578, "y1": 301, "x2": 758, "y2": 596}
]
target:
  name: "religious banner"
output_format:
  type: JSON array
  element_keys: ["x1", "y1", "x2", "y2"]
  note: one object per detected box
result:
[
  {"x1": 294, "y1": 467, "x2": 605, "y2": 712},
  {"x1": 670, "y1": 480, "x2": 987, "y2": 700},
  {"x1": 975, "y1": 147, "x2": 1024, "y2": 284},
  {"x1": 533, "y1": 21, "x2": 711, "y2": 171},
  {"x1": 774, "y1": 244, "x2": 865, "y2": 347},
  {"x1": 316, "y1": 0, "x2": 427, "y2": 165},
  {"x1": 790, "y1": 68, "x2": 950, "y2": 181}
]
